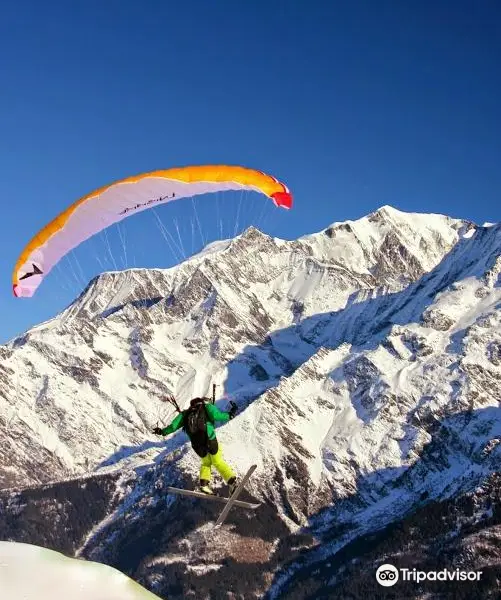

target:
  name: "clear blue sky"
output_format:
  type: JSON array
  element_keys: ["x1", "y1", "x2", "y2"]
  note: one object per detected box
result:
[{"x1": 0, "y1": 0, "x2": 499, "y2": 342}]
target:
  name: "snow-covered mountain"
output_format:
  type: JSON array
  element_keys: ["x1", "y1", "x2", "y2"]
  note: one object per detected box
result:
[{"x1": 1, "y1": 205, "x2": 500, "y2": 599}]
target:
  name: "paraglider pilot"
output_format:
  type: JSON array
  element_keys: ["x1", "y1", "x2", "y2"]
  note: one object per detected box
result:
[{"x1": 153, "y1": 397, "x2": 238, "y2": 495}]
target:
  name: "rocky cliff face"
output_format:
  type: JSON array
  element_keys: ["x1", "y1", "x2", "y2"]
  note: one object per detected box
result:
[{"x1": 1, "y1": 206, "x2": 500, "y2": 599}]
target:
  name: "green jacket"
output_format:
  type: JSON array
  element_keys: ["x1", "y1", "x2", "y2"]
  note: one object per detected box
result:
[{"x1": 160, "y1": 401, "x2": 230, "y2": 440}]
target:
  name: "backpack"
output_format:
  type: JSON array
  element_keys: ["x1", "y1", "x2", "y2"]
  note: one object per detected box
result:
[{"x1": 183, "y1": 402, "x2": 208, "y2": 437}]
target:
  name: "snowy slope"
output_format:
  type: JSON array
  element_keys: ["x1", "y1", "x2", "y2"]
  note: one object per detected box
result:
[
  {"x1": 0, "y1": 541, "x2": 161, "y2": 599},
  {"x1": 1, "y1": 205, "x2": 499, "y2": 599},
  {"x1": 0, "y1": 206, "x2": 468, "y2": 489}
]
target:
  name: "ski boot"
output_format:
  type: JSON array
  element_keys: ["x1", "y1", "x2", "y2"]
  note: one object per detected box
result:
[
  {"x1": 228, "y1": 476, "x2": 238, "y2": 497},
  {"x1": 199, "y1": 479, "x2": 214, "y2": 495}
]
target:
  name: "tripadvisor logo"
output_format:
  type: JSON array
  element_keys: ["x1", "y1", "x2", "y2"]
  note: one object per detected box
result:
[
  {"x1": 376, "y1": 564, "x2": 483, "y2": 587},
  {"x1": 376, "y1": 564, "x2": 399, "y2": 587}
]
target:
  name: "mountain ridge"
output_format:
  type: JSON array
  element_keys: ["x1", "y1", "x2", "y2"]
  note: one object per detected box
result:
[{"x1": 1, "y1": 205, "x2": 500, "y2": 599}]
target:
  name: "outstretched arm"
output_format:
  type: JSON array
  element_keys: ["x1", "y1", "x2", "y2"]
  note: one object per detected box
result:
[
  {"x1": 206, "y1": 402, "x2": 237, "y2": 423},
  {"x1": 155, "y1": 412, "x2": 184, "y2": 436}
]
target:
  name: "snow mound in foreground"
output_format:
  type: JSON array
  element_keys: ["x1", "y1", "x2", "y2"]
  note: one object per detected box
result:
[{"x1": 0, "y1": 541, "x2": 160, "y2": 600}]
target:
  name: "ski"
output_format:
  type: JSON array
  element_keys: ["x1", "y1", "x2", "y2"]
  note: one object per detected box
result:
[
  {"x1": 166, "y1": 486, "x2": 260, "y2": 510},
  {"x1": 214, "y1": 464, "x2": 257, "y2": 528}
]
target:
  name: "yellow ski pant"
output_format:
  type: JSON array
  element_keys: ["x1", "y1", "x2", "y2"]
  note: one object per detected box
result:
[{"x1": 199, "y1": 444, "x2": 235, "y2": 483}]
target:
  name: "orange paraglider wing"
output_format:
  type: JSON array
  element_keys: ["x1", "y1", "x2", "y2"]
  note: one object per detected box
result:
[{"x1": 13, "y1": 165, "x2": 292, "y2": 297}]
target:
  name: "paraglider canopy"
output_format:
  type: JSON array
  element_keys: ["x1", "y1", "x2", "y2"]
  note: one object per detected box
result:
[{"x1": 12, "y1": 165, "x2": 292, "y2": 297}]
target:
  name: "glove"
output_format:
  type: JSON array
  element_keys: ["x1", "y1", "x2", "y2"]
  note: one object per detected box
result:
[
  {"x1": 153, "y1": 427, "x2": 164, "y2": 435},
  {"x1": 228, "y1": 401, "x2": 237, "y2": 420}
]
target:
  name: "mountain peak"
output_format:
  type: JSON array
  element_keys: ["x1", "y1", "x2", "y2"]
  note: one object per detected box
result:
[
  {"x1": 237, "y1": 225, "x2": 270, "y2": 241},
  {"x1": 370, "y1": 203, "x2": 401, "y2": 216}
]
